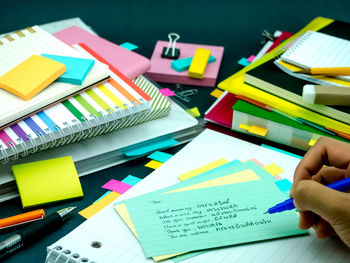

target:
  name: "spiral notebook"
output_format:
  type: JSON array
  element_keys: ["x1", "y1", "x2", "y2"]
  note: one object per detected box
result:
[
  {"x1": 0, "y1": 26, "x2": 110, "y2": 129},
  {"x1": 46, "y1": 129, "x2": 350, "y2": 262}
]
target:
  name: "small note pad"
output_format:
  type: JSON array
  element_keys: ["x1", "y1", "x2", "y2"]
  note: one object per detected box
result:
[
  {"x1": 12, "y1": 156, "x2": 83, "y2": 208},
  {"x1": 41, "y1": 54, "x2": 94, "y2": 85},
  {"x1": 0, "y1": 55, "x2": 66, "y2": 100}
]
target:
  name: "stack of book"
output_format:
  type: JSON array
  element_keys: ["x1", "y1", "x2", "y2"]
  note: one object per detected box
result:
[{"x1": 206, "y1": 17, "x2": 350, "y2": 151}]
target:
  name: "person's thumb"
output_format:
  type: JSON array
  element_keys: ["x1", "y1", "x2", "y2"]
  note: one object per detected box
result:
[{"x1": 293, "y1": 180, "x2": 350, "y2": 247}]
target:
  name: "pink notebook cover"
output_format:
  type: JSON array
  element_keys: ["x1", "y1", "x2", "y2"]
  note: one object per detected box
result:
[
  {"x1": 53, "y1": 26, "x2": 150, "y2": 80},
  {"x1": 146, "y1": 41, "x2": 224, "y2": 87}
]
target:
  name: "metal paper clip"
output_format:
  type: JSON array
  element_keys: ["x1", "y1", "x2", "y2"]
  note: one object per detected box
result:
[
  {"x1": 172, "y1": 84, "x2": 198, "y2": 102},
  {"x1": 162, "y1": 33, "x2": 180, "y2": 59},
  {"x1": 260, "y1": 30, "x2": 275, "y2": 45}
]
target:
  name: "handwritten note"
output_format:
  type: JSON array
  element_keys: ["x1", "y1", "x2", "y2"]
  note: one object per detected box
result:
[{"x1": 124, "y1": 180, "x2": 307, "y2": 257}]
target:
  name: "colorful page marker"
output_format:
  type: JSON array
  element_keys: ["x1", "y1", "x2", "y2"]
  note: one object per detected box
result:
[
  {"x1": 119, "y1": 42, "x2": 138, "y2": 51},
  {"x1": 122, "y1": 175, "x2": 142, "y2": 186},
  {"x1": 102, "y1": 179, "x2": 132, "y2": 194},
  {"x1": 0, "y1": 55, "x2": 66, "y2": 100},
  {"x1": 186, "y1": 107, "x2": 201, "y2": 117},
  {"x1": 145, "y1": 160, "x2": 163, "y2": 169},
  {"x1": 147, "y1": 151, "x2": 173, "y2": 163},
  {"x1": 264, "y1": 163, "x2": 285, "y2": 176},
  {"x1": 171, "y1": 55, "x2": 216, "y2": 72},
  {"x1": 188, "y1": 48, "x2": 211, "y2": 79},
  {"x1": 249, "y1": 158, "x2": 265, "y2": 167},
  {"x1": 238, "y1": 57, "x2": 250, "y2": 67},
  {"x1": 275, "y1": 178, "x2": 293, "y2": 192},
  {"x1": 210, "y1": 88, "x2": 224, "y2": 98},
  {"x1": 41, "y1": 54, "x2": 94, "y2": 85},
  {"x1": 248, "y1": 125, "x2": 268, "y2": 136},
  {"x1": 158, "y1": 88, "x2": 176, "y2": 97},
  {"x1": 247, "y1": 55, "x2": 256, "y2": 63},
  {"x1": 79, "y1": 191, "x2": 120, "y2": 219},
  {"x1": 124, "y1": 179, "x2": 305, "y2": 257},
  {"x1": 123, "y1": 138, "x2": 178, "y2": 156},
  {"x1": 12, "y1": 156, "x2": 83, "y2": 208}
]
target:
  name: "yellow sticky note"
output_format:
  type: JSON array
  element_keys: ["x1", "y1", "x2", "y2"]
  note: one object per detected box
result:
[
  {"x1": 188, "y1": 48, "x2": 211, "y2": 79},
  {"x1": 248, "y1": 125, "x2": 268, "y2": 136},
  {"x1": 239, "y1": 124, "x2": 250, "y2": 130},
  {"x1": 79, "y1": 191, "x2": 121, "y2": 219},
  {"x1": 308, "y1": 139, "x2": 317, "y2": 146},
  {"x1": 12, "y1": 156, "x2": 83, "y2": 208},
  {"x1": 186, "y1": 107, "x2": 201, "y2": 117},
  {"x1": 145, "y1": 160, "x2": 163, "y2": 169},
  {"x1": 0, "y1": 55, "x2": 66, "y2": 100},
  {"x1": 264, "y1": 163, "x2": 285, "y2": 176},
  {"x1": 309, "y1": 134, "x2": 322, "y2": 146},
  {"x1": 210, "y1": 88, "x2": 224, "y2": 98},
  {"x1": 178, "y1": 158, "x2": 229, "y2": 181}
]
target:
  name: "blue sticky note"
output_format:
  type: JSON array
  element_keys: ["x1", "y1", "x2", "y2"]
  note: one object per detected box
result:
[
  {"x1": 120, "y1": 42, "x2": 138, "y2": 51},
  {"x1": 123, "y1": 137, "x2": 178, "y2": 156},
  {"x1": 171, "y1": 55, "x2": 216, "y2": 72},
  {"x1": 238, "y1": 57, "x2": 250, "y2": 67},
  {"x1": 261, "y1": 144, "x2": 303, "y2": 159},
  {"x1": 275, "y1": 179, "x2": 292, "y2": 192},
  {"x1": 122, "y1": 175, "x2": 142, "y2": 186},
  {"x1": 41, "y1": 54, "x2": 95, "y2": 85},
  {"x1": 147, "y1": 151, "x2": 173, "y2": 163}
]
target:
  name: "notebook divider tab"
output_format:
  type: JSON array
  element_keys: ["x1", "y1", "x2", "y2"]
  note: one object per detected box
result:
[{"x1": 0, "y1": 74, "x2": 165, "y2": 163}]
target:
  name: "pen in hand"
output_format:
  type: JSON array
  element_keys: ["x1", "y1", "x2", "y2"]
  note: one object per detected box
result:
[
  {"x1": 0, "y1": 206, "x2": 76, "y2": 259},
  {"x1": 265, "y1": 177, "x2": 350, "y2": 214}
]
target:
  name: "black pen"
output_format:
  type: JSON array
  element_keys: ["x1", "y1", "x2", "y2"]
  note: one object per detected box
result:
[{"x1": 0, "y1": 206, "x2": 76, "y2": 259}]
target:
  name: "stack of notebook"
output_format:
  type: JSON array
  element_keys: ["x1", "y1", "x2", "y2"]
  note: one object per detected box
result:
[{"x1": 209, "y1": 17, "x2": 350, "y2": 151}]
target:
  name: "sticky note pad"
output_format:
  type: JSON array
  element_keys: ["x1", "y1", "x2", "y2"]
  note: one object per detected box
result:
[
  {"x1": 188, "y1": 48, "x2": 211, "y2": 79},
  {"x1": 171, "y1": 55, "x2": 216, "y2": 72},
  {"x1": 41, "y1": 54, "x2": 94, "y2": 85},
  {"x1": 102, "y1": 179, "x2": 132, "y2": 194},
  {"x1": 12, "y1": 156, "x2": 83, "y2": 208},
  {"x1": 0, "y1": 55, "x2": 66, "y2": 100}
]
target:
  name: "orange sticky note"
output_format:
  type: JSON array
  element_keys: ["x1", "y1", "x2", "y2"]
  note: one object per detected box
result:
[
  {"x1": 79, "y1": 191, "x2": 121, "y2": 219},
  {"x1": 248, "y1": 125, "x2": 268, "y2": 136},
  {"x1": 0, "y1": 55, "x2": 66, "y2": 100},
  {"x1": 210, "y1": 88, "x2": 224, "y2": 98}
]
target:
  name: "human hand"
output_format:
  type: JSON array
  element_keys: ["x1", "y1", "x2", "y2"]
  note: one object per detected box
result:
[{"x1": 291, "y1": 137, "x2": 350, "y2": 247}]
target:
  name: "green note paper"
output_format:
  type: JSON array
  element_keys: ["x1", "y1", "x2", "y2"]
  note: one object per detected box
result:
[
  {"x1": 12, "y1": 156, "x2": 83, "y2": 208},
  {"x1": 124, "y1": 179, "x2": 307, "y2": 257}
]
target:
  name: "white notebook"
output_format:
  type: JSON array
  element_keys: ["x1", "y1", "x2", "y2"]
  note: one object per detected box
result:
[
  {"x1": 45, "y1": 129, "x2": 350, "y2": 263},
  {"x1": 281, "y1": 30, "x2": 350, "y2": 82},
  {"x1": 0, "y1": 25, "x2": 109, "y2": 128}
]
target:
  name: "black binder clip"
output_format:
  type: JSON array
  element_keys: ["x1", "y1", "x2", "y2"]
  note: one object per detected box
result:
[
  {"x1": 172, "y1": 84, "x2": 198, "y2": 103},
  {"x1": 260, "y1": 30, "x2": 276, "y2": 45},
  {"x1": 161, "y1": 33, "x2": 180, "y2": 59}
]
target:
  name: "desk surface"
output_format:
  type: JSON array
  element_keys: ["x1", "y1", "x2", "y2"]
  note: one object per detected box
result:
[{"x1": 0, "y1": 1, "x2": 350, "y2": 262}]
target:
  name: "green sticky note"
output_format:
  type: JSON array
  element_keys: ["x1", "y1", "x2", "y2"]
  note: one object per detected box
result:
[
  {"x1": 12, "y1": 156, "x2": 83, "y2": 208},
  {"x1": 124, "y1": 179, "x2": 307, "y2": 257}
]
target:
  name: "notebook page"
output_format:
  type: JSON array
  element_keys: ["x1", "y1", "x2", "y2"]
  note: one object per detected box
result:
[
  {"x1": 46, "y1": 129, "x2": 350, "y2": 262},
  {"x1": 281, "y1": 31, "x2": 350, "y2": 81}
]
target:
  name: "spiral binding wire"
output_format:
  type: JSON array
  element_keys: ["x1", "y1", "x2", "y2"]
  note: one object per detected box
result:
[{"x1": 45, "y1": 245, "x2": 96, "y2": 263}]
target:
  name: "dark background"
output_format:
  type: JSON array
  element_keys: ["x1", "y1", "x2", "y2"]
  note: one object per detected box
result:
[{"x1": 0, "y1": 0, "x2": 349, "y2": 262}]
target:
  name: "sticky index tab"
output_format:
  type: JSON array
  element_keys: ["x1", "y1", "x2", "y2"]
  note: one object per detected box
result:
[{"x1": 161, "y1": 33, "x2": 180, "y2": 59}]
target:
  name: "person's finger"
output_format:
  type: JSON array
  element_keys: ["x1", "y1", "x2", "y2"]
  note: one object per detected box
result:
[
  {"x1": 312, "y1": 166, "x2": 346, "y2": 185},
  {"x1": 292, "y1": 137, "x2": 350, "y2": 194},
  {"x1": 314, "y1": 217, "x2": 332, "y2": 239},
  {"x1": 298, "y1": 210, "x2": 315, "y2": 229},
  {"x1": 293, "y1": 180, "x2": 350, "y2": 225}
]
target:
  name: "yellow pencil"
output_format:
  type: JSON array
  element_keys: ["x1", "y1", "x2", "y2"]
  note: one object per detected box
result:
[{"x1": 295, "y1": 67, "x2": 350, "y2": 76}]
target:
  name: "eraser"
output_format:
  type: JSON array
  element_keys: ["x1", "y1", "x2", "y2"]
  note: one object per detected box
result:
[
  {"x1": 171, "y1": 55, "x2": 216, "y2": 72},
  {"x1": 302, "y1": 84, "x2": 316, "y2": 104},
  {"x1": 188, "y1": 48, "x2": 211, "y2": 79}
]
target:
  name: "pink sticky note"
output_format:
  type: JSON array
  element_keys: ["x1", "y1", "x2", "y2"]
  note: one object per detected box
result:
[
  {"x1": 249, "y1": 158, "x2": 264, "y2": 167},
  {"x1": 102, "y1": 179, "x2": 132, "y2": 194},
  {"x1": 247, "y1": 55, "x2": 256, "y2": 63},
  {"x1": 159, "y1": 88, "x2": 176, "y2": 97},
  {"x1": 275, "y1": 175, "x2": 284, "y2": 180}
]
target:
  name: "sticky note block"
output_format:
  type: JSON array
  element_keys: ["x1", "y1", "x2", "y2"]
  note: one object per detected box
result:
[
  {"x1": 158, "y1": 88, "x2": 176, "y2": 97},
  {"x1": 145, "y1": 160, "x2": 163, "y2": 169},
  {"x1": 122, "y1": 175, "x2": 142, "y2": 186},
  {"x1": 41, "y1": 54, "x2": 94, "y2": 85},
  {"x1": 248, "y1": 125, "x2": 268, "y2": 136},
  {"x1": 188, "y1": 48, "x2": 211, "y2": 79},
  {"x1": 79, "y1": 191, "x2": 120, "y2": 219},
  {"x1": 171, "y1": 55, "x2": 216, "y2": 72},
  {"x1": 247, "y1": 55, "x2": 256, "y2": 63},
  {"x1": 147, "y1": 151, "x2": 173, "y2": 163},
  {"x1": 12, "y1": 156, "x2": 83, "y2": 208},
  {"x1": 210, "y1": 88, "x2": 224, "y2": 98},
  {"x1": 119, "y1": 42, "x2": 138, "y2": 51},
  {"x1": 238, "y1": 57, "x2": 250, "y2": 67},
  {"x1": 264, "y1": 163, "x2": 285, "y2": 176},
  {"x1": 275, "y1": 179, "x2": 293, "y2": 192},
  {"x1": 0, "y1": 55, "x2": 66, "y2": 100},
  {"x1": 102, "y1": 179, "x2": 132, "y2": 194},
  {"x1": 186, "y1": 107, "x2": 201, "y2": 117}
]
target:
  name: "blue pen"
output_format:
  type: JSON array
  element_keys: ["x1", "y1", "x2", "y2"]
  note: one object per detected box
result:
[{"x1": 266, "y1": 177, "x2": 350, "y2": 214}]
